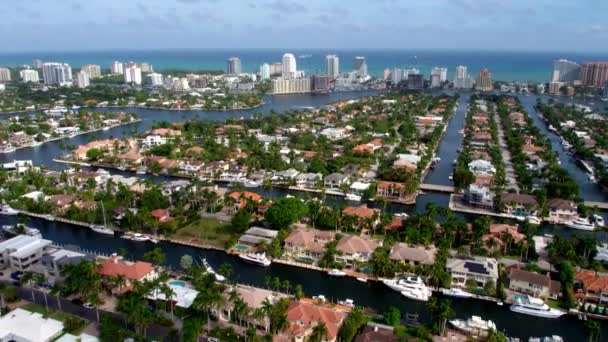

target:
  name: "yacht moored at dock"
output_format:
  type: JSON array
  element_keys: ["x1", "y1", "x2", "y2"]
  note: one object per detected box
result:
[
  {"x1": 510, "y1": 296, "x2": 565, "y2": 318},
  {"x1": 449, "y1": 315, "x2": 496, "y2": 337},
  {"x1": 441, "y1": 288, "x2": 473, "y2": 299},
  {"x1": 0, "y1": 205, "x2": 19, "y2": 216},
  {"x1": 238, "y1": 252, "x2": 272, "y2": 266},
  {"x1": 327, "y1": 268, "x2": 346, "y2": 277},
  {"x1": 564, "y1": 218, "x2": 595, "y2": 231},
  {"x1": 383, "y1": 276, "x2": 431, "y2": 301}
]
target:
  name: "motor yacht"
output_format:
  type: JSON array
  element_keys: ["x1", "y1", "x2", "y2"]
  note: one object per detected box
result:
[
  {"x1": 449, "y1": 316, "x2": 496, "y2": 337},
  {"x1": 238, "y1": 252, "x2": 272, "y2": 266},
  {"x1": 393, "y1": 212, "x2": 409, "y2": 219},
  {"x1": 383, "y1": 276, "x2": 432, "y2": 301},
  {"x1": 526, "y1": 216, "x2": 541, "y2": 225},
  {"x1": 441, "y1": 288, "x2": 473, "y2": 299},
  {"x1": 131, "y1": 233, "x2": 150, "y2": 242},
  {"x1": 345, "y1": 193, "x2": 362, "y2": 201},
  {"x1": 2, "y1": 224, "x2": 42, "y2": 238},
  {"x1": 564, "y1": 218, "x2": 595, "y2": 231},
  {"x1": 528, "y1": 336, "x2": 563, "y2": 342},
  {"x1": 313, "y1": 295, "x2": 327, "y2": 302},
  {"x1": 510, "y1": 296, "x2": 565, "y2": 318},
  {"x1": 202, "y1": 258, "x2": 226, "y2": 281},
  {"x1": 0, "y1": 204, "x2": 19, "y2": 216},
  {"x1": 90, "y1": 224, "x2": 115, "y2": 235},
  {"x1": 338, "y1": 299, "x2": 355, "y2": 307},
  {"x1": 356, "y1": 277, "x2": 368, "y2": 283},
  {"x1": 327, "y1": 269, "x2": 346, "y2": 277},
  {"x1": 592, "y1": 215, "x2": 605, "y2": 228}
]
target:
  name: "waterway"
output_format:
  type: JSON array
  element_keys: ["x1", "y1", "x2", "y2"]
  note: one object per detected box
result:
[{"x1": 1, "y1": 91, "x2": 608, "y2": 338}]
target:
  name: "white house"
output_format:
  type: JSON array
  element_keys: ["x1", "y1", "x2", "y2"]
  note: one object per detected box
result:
[
  {"x1": 446, "y1": 256, "x2": 499, "y2": 288},
  {"x1": 0, "y1": 308, "x2": 64, "y2": 342},
  {"x1": 295, "y1": 173, "x2": 322, "y2": 188},
  {"x1": 143, "y1": 135, "x2": 167, "y2": 147},
  {"x1": 468, "y1": 159, "x2": 496, "y2": 176},
  {"x1": 0, "y1": 235, "x2": 53, "y2": 272},
  {"x1": 324, "y1": 173, "x2": 349, "y2": 190}
]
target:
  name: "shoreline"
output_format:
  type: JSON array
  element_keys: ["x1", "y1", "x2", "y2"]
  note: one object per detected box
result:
[{"x1": 0, "y1": 118, "x2": 142, "y2": 154}]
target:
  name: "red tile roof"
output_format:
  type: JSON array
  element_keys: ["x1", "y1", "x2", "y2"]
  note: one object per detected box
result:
[
  {"x1": 97, "y1": 256, "x2": 155, "y2": 281},
  {"x1": 284, "y1": 301, "x2": 346, "y2": 341}
]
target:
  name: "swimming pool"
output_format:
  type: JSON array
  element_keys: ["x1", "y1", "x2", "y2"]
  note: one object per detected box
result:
[
  {"x1": 511, "y1": 293, "x2": 527, "y2": 300},
  {"x1": 169, "y1": 280, "x2": 186, "y2": 287},
  {"x1": 234, "y1": 244, "x2": 250, "y2": 251}
]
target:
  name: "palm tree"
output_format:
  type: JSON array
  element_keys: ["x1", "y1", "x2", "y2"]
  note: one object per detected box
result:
[
  {"x1": 310, "y1": 322, "x2": 328, "y2": 342},
  {"x1": 584, "y1": 320, "x2": 600, "y2": 342},
  {"x1": 49, "y1": 284, "x2": 63, "y2": 313},
  {"x1": 33, "y1": 273, "x2": 49, "y2": 311},
  {"x1": 21, "y1": 272, "x2": 36, "y2": 302},
  {"x1": 426, "y1": 297, "x2": 454, "y2": 336}
]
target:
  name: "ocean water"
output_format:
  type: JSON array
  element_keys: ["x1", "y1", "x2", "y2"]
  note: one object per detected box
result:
[{"x1": 1, "y1": 49, "x2": 608, "y2": 82}]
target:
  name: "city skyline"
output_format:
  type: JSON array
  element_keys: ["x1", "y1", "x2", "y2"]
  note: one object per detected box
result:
[{"x1": 2, "y1": 0, "x2": 608, "y2": 53}]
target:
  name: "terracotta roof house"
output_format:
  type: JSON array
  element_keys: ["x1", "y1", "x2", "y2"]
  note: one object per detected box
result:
[
  {"x1": 342, "y1": 205, "x2": 381, "y2": 230},
  {"x1": 575, "y1": 271, "x2": 608, "y2": 304},
  {"x1": 546, "y1": 198, "x2": 578, "y2": 224},
  {"x1": 335, "y1": 235, "x2": 382, "y2": 263},
  {"x1": 354, "y1": 323, "x2": 398, "y2": 342},
  {"x1": 227, "y1": 191, "x2": 262, "y2": 213},
  {"x1": 283, "y1": 228, "x2": 336, "y2": 263},
  {"x1": 48, "y1": 194, "x2": 79, "y2": 214},
  {"x1": 283, "y1": 301, "x2": 346, "y2": 342},
  {"x1": 150, "y1": 128, "x2": 181, "y2": 136},
  {"x1": 151, "y1": 209, "x2": 174, "y2": 223},
  {"x1": 376, "y1": 181, "x2": 415, "y2": 203},
  {"x1": 482, "y1": 224, "x2": 526, "y2": 252},
  {"x1": 508, "y1": 267, "x2": 560, "y2": 300},
  {"x1": 389, "y1": 243, "x2": 437, "y2": 266},
  {"x1": 97, "y1": 256, "x2": 158, "y2": 293},
  {"x1": 116, "y1": 151, "x2": 145, "y2": 165}
]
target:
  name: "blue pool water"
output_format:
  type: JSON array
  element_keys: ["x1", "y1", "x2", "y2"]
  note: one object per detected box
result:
[{"x1": 168, "y1": 280, "x2": 186, "y2": 287}]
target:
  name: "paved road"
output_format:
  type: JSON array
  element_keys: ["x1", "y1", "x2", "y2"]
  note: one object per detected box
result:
[
  {"x1": 8, "y1": 283, "x2": 172, "y2": 340},
  {"x1": 494, "y1": 109, "x2": 519, "y2": 192}
]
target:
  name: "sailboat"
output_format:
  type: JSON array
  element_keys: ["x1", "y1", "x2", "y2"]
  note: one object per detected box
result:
[{"x1": 90, "y1": 202, "x2": 115, "y2": 235}]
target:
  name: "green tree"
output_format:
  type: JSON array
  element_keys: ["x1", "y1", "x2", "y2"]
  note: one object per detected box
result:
[
  {"x1": 143, "y1": 247, "x2": 166, "y2": 265},
  {"x1": 338, "y1": 307, "x2": 368, "y2": 342},
  {"x1": 180, "y1": 254, "x2": 193, "y2": 270},
  {"x1": 558, "y1": 260, "x2": 575, "y2": 309},
  {"x1": 584, "y1": 320, "x2": 600, "y2": 342},
  {"x1": 264, "y1": 197, "x2": 308, "y2": 229},
  {"x1": 310, "y1": 322, "x2": 329, "y2": 342},
  {"x1": 426, "y1": 297, "x2": 454, "y2": 336},
  {"x1": 384, "y1": 306, "x2": 401, "y2": 326}
]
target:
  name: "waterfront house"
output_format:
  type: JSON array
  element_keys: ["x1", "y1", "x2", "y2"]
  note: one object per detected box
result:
[
  {"x1": 464, "y1": 184, "x2": 495, "y2": 209},
  {"x1": 295, "y1": 172, "x2": 322, "y2": 189},
  {"x1": 446, "y1": 256, "x2": 499, "y2": 288},
  {"x1": 335, "y1": 235, "x2": 382, "y2": 264},
  {"x1": 0, "y1": 235, "x2": 53, "y2": 272},
  {"x1": 471, "y1": 132, "x2": 492, "y2": 145},
  {"x1": 227, "y1": 191, "x2": 262, "y2": 213},
  {"x1": 354, "y1": 323, "x2": 398, "y2": 342},
  {"x1": 499, "y1": 193, "x2": 539, "y2": 217},
  {"x1": 482, "y1": 224, "x2": 526, "y2": 253},
  {"x1": 342, "y1": 204, "x2": 381, "y2": 230},
  {"x1": 272, "y1": 168, "x2": 300, "y2": 183},
  {"x1": 468, "y1": 159, "x2": 496, "y2": 176},
  {"x1": 324, "y1": 173, "x2": 349, "y2": 190},
  {"x1": 151, "y1": 208, "x2": 174, "y2": 223},
  {"x1": 9, "y1": 131, "x2": 33, "y2": 147},
  {"x1": 546, "y1": 198, "x2": 578, "y2": 223},
  {"x1": 376, "y1": 181, "x2": 415, "y2": 203},
  {"x1": 200, "y1": 161, "x2": 229, "y2": 179},
  {"x1": 180, "y1": 160, "x2": 205, "y2": 173},
  {"x1": 215, "y1": 284, "x2": 288, "y2": 333},
  {"x1": 0, "y1": 308, "x2": 65, "y2": 342},
  {"x1": 237, "y1": 227, "x2": 278, "y2": 248},
  {"x1": 574, "y1": 271, "x2": 608, "y2": 304},
  {"x1": 97, "y1": 255, "x2": 158, "y2": 293},
  {"x1": 392, "y1": 158, "x2": 417, "y2": 172},
  {"x1": 220, "y1": 167, "x2": 247, "y2": 182},
  {"x1": 283, "y1": 227, "x2": 336, "y2": 263},
  {"x1": 48, "y1": 194, "x2": 79, "y2": 214},
  {"x1": 143, "y1": 135, "x2": 167, "y2": 147},
  {"x1": 509, "y1": 112, "x2": 526, "y2": 126},
  {"x1": 39, "y1": 245, "x2": 93, "y2": 279},
  {"x1": 389, "y1": 243, "x2": 437, "y2": 266},
  {"x1": 507, "y1": 267, "x2": 560, "y2": 300},
  {"x1": 150, "y1": 128, "x2": 181, "y2": 136},
  {"x1": 283, "y1": 300, "x2": 346, "y2": 342},
  {"x1": 116, "y1": 151, "x2": 145, "y2": 166}
]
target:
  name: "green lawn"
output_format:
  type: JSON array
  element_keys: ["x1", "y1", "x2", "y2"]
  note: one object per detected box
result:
[
  {"x1": 22, "y1": 303, "x2": 53, "y2": 317},
  {"x1": 173, "y1": 218, "x2": 233, "y2": 248}
]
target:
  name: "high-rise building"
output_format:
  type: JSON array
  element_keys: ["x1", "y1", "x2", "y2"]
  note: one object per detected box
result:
[
  {"x1": 282, "y1": 53, "x2": 297, "y2": 79},
  {"x1": 75, "y1": 70, "x2": 90, "y2": 88},
  {"x1": 124, "y1": 64, "x2": 142, "y2": 85},
  {"x1": 0, "y1": 68, "x2": 11, "y2": 82},
  {"x1": 20, "y1": 69, "x2": 39, "y2": 83},
  {"x1": 353, "y1": 56, "x2": 367, "y2": 77},
  {"x1": 81, "y1": 64, "x2": 101, "y2": 79},
  {"x1": 391, "y1": 68, "x2": 403, "y2": 84},
  {"x1": 581, "y1": 62, "x2": 608, "y2": 88},
  {"x1": 226, "y1": 57, "x2": 242, "y2": 75},
  {"x1": 383, "y1": 68, "x2": 391, "y2": 81},
  {"x1": 407, "y1": 74, "x2": 424, "y2": 89},
  {"x1": 552, "y1": 59, "x2": 580, "y2": 83},
  {"x1": 260, "y1": 63, "x2": 270, "y2": 80},
  {"x1": 145, "y1": 73, "x2": 164, "y2": 86},
  {"x1": 42, "y1": 62, "x2": 72, "y2": 85},
  {"x1": 172, "y1": 78, "x2": 190, "y2": 91},
  {"x1": 269, "y1": 62, "x2": 282, "y2": 76},
  {"x1": 454, "y1": 65, "x2": 473, "y2": 89},
  {"x1": 111, "y1": 61, "x2": 124, "y2": 75},
  {"x1": 271, "y1": 77, "x2": 311, "y2": 94},
  {"x1": 477, "y1": 68, "x2": 493, "y2": 91},
  {"x1": 139, "y1": 63, "x2": 154, "y2": 73},
  {"x1": 311, "y1": 75, "x2": 330, "y2": 93},
  {"x1": 431, "y1": 67, "x2": 448, "y2": 82},
  {"x1": 548, "y1": 82, "x2": 562, "y2": 95},
  {"x1": 326, "y1": 54, "x2": 339, "y2": 78},
  {"x1": 32, "y1": 59, "x2": 43, "y2": 69}
]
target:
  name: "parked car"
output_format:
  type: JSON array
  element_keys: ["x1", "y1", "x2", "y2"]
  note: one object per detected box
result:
[
  {"x1": 83, "y1": 302, "x2": 96, "y2": 309},
  {"x1": 10, "y1": 271, "x2": 23, "y2": 281}
]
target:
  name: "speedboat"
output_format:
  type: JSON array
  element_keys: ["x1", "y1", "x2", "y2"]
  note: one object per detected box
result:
[
  {"x1": 2, "y1": 224, "x2": 42, "y2": 238},
  {"x1": 242, "y1": 180, "x2": 260, "y2": 188},
  {"x1": 0, "y1": 204, "x2": 19, "y2": 216},
  {"x1": 356, "y1": 277, "x2": 368, "y2": 283},
  {"x1": 529, "y1": 336, "x2": 563, "y2": 342},
  {"x1": 136, "y1": 167, "x2": 147, "y2": 175},
  {"x1": 338, "y1": 298, "x2": 355, "y2": 307},
  {"x1": 102, "y1": 127, "x2": 110, "y2": 131},
  {"x1": 564, "y1": 218, "x2": 595, "y2": 231},
  {"x1": 90, "y1": 224, "x2": 115, "y2": 235},
  {"x1": 441, "y1": 287, "x2": 473, "y2": 299},
  {"x1": 449, "y1": 316, "x2": 496, "y2": 337},
  {"x1": 43, "y1": 214, "x2": 55, "y2": 221},
  {"x1": 131, "y1": 233, "x2": 150, "y2": 242},
  {"x1": 327, "y1": 269, "x2": 346, "y2": 277},
  {"x1": 313, "y1": 295, "x2": 327, "y2": 302},
  {"x1": 393, "y1": 212, "x2": 409, "y2": 219},
  {"x1": 238, "y1": 253, "x2": 272, "y2": 266},
  {"x1": 526, "y1": 215, "x2": 541, "y2": 225},
  {"x1": 593, "y1": 215, "x2": 605, "y2": 228},
  {"x1": 345, "y1": 193, "x2": 361, "y2": 201},
  {"x1": 202, "y1": 259, "x2": 226, "y2": 281},
  {"x1": 510, "y1": 296, "x2": 565, "y2": 318},
  {"x1": 383, "y1": 276, "x2": 432, "y2": 301}
]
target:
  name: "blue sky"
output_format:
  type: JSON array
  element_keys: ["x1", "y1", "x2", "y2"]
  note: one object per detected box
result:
[{"x1": 3, "y1": 0, "x2": 608, "y2": 52}]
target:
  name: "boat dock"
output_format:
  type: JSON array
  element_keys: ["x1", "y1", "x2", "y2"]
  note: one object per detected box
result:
[{"x1": 419, "y1": 183, "x2": 456, "y2": 193}]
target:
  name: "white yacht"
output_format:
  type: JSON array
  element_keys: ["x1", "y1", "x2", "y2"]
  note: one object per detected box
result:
[
  {"x1": 313, "y1": 294, "x2": 327, "y2": 302},
  {"x1": 564, "y1": 218, "x2": 595, "y2": 231},
  {"x1": 526, "y1": 215, "x2": 542, "y2": 225},
  {"x1": 383, "y1": 276, "x2": 432, "y2": 301},
  {"x1": 510, "y1": 296, "x2": 565, "y2": 318},
  {"x1": 449, "y1": 316, "x2": 496, "y2": 337},
  {"x1": 327, "y1": 269, "x2": 346, "y2": 277},
  {"x1": 592, "y1": 215, "x2": 605, "y2": 228},
  {"x1": 441, "y1": 288, "x2": 473, "y2": 299},
  {"x1": 43, "y1": 214, "x2": 55, "y2": 221},
  {"x1": 136, "y1": 167, "x2": 147, "y2": 175},
  {"x1": 2, "y1": 224, "x2": 42, "y2": 238},
  {"x1": 345, "y1": 193, "x2": 362, "y2": 202},
  {"x1": 528, "y1": 336, "x2": 563, "y2": 342},
  {"x1": 239, "y1": 252, "x2": 272, "y2": 266},
  {"x1": 338, "y1": 299, "x2": 355, "y2": 307},
  {"x1": 90, "y1": 224, "x2": 115, "y2": 235},
  {"x1": 131, "y1": 233, "x2": 150, "y2": 242},
  {"x1": 202, "y1": 258, "x2": 226, "y2": 281},
  {"x1": 393, "y1": 212, "x2": 409, "y2": 219},
  {"x1": 0, "y1": 205, "x2": 19, "y2": 216},
  {"x1": 356, "y1": 277, "x2": 368, "y2": 283}
]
